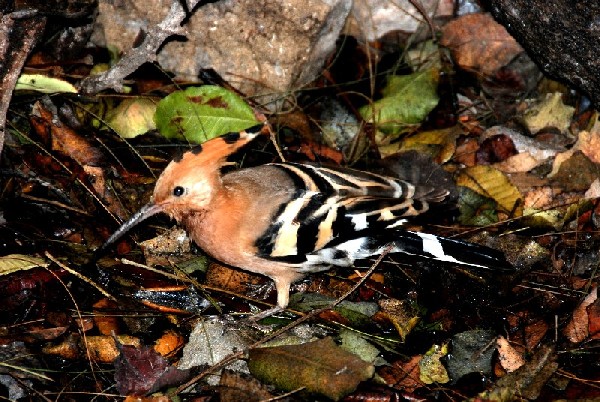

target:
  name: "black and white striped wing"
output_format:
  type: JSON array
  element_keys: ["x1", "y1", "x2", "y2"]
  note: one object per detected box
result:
[
  {"x1": 255, "y1": 162, "x2": 445, "y2": 262},
  {"x1": 254, "y1": 162, "x2": 511, "y2": 273}
]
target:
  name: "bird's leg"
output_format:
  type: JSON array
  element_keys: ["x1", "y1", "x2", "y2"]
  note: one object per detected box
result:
[{"x1": 245, "y1": 276, "x2": 291, "y2": 323}]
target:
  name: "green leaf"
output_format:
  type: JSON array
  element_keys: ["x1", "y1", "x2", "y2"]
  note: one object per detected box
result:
[
  {"x1": 359, "y1": 69, "x2": 440, "y2": 134},
  {"x1": 154, "y1": 86, "x2": 259, "y2": 143},
  {"x1": 457, "y1": 186, "x2": 498, "y2": 226},
  {"x1": 338, "y1": 329, "x2": 382, "y2": 365},
  {"x1": 15, "y1": 74, "x2": 78, "y2": 94},
  {"x1": 106, "y1": 97, "x2": 157, "y2": 138}
]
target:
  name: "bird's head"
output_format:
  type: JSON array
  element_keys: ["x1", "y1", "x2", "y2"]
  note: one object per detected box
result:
[
  {"x1": 150, "y1": 148, "x2": 219, "y2": 222},
  {"x1": 97, "y1": 124, "x2": 265, "y2": 253}
]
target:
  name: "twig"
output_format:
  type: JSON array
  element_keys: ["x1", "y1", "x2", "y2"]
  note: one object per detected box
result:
[
  {"x1": 78, "y1": 0, "x2": 203, "y2": 94},
  {"x1": 45, "y1": 251, "x2": 116, "y2": 301}
]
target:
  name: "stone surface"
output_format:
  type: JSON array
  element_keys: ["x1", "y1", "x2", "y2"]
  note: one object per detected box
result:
[
  {"x1": 487, "y1": 0, "x2": 600, "y2": 106},
  {"x1": 92, "y1": 0, "x2": 352, "y2": 99},
  {"x1": 346, "y1": 0, "x2": 454, "y2": 41}
]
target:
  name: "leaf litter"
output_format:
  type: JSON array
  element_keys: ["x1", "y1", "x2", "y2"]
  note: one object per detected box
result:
[{"x1": 0, "y1": 4, "x2": 599, "y2": 401}]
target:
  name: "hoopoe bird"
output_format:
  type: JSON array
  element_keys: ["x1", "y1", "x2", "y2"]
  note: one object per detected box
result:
[{"x1": 101, "y1": 124, "x2": 512, "y2": 311}]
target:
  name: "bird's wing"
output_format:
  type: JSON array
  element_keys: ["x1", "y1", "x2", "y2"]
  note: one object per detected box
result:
[
  {"x1": 254, "y1": 162, "x2": 447, "y2": 261},
  {"x1": 252, "y1": 162, "x2": 511, "y2": 272}
]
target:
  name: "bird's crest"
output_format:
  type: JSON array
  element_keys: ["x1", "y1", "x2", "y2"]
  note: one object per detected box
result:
[{"x1": 172, "y1": 124, "x2": 266, "y2": 170}]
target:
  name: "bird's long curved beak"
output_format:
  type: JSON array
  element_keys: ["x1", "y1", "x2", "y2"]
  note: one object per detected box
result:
[{"x1": 96, "y1": 202, "x2": 164, "y2": 256}]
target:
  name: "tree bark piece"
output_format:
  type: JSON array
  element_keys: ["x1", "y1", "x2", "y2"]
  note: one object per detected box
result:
[{"x1": 0, "y1": 13, "x2": 47, "y2": 158}]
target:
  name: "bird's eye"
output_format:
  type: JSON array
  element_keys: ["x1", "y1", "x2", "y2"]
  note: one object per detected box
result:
[{"x1": 173, "y1": 186, "x2": 185, "y2": 197}]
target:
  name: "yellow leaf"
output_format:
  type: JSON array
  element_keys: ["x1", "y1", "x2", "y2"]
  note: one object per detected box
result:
[
  {"x1": 457, "y1": 165, "x2": 523, "y2": 216},
  {"x1": 523, "y1": 92, "x2": 574, "y2": 134},
  {"x1": 15, "y1": 74, "x2": 78, "y2": 94},
  {"x1": 106, "y1": 98, "x2": 157, "y2": 139},
  {"x1": 378, "y1": 126, "x2": 461, "y2": 163},
  {"x1": 0, "y1": 254, "x2": 48, "y2": 275},
  {"x1": 419, "y1": 343, "x2": 449, "y2": 384}
]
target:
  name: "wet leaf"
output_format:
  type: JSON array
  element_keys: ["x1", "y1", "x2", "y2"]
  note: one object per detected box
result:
[
  {"x1": 178, "y1": 318, "x2": 249, "y2": 373},
  {"x1": 360, "y1": 69, "x2": 439, "y2": 134},
  {"x1": 457, "y1": 165, "x2": 523, "y2": 216},
  {"x1": 445, "y1": 330, "x2": 496, "y2": 381},
  {"x1": 114, "y1": 342, "x2": 190, "y2": 396},
  {"x1": 248, "y1": 337, "x2": 374, "y2": 401},
  {"x1": 378, "y1": 298, "x2": 422, "y2": 341},
  {"x1": 106, "y1": 97, "x2": 157, "y2": 138},
  {"x1": 15, "y1": 74, "x2": 78, "y2": 93},
  {"x1": 379, "y1": 355, "x2": 424, "y2": 392},
  {"x1": 0, "y1": 254, "x2": 48, "y2": 275},
  {"x1": 154, "y1": 86, "x2": 259, "y2": 143}
]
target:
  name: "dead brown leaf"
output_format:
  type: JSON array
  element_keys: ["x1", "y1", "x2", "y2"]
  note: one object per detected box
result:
[
  {"x1": 248, "y1": 337, "x2": 374, "y2": 401},
  {"x1": 440, "y1": 13, "x2": 523, "y2": 77},
  {"x1": 524, "y1": 320, "x2": 549, "y2": 350},
  {"x1": 378, "y1": 355, "x2": 424, "y2": 392},
  {"x1": 114, "y1": 341, "x2": 190, "y2": 396},
  {"x1": 378, "y1": 298, "x2": 421, "y2": 341},
  {"x1": 496, "y1": 336, "x2": 525, "y2": 373},
  {"x1": 219, "y1": 370, "x2": 274, "y2": 402},
  {"x1": 564, "y1": 286, "x2": 598, "y2": 343}
]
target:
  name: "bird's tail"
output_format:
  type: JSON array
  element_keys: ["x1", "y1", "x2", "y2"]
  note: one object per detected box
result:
[{"x1": 390, "y1": 230, "x2": 513, "y2": 272}]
